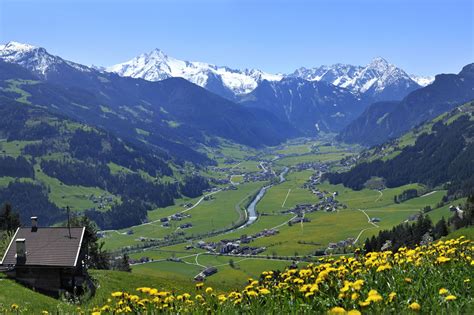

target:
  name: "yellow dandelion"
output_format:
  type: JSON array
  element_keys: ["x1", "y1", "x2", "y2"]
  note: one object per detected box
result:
[
  {"x1": 328, "y1": 306, "x2": 346, "y2": 314},
  {"x1": 259, "y1": 288, "x2": 271, "y2": 295},
  {"x1": 195, "y1": 282, "x2": 204, "y2": 289},
  {"x1": 111, "y1": 291, "x2": 124, "y2": 298},
  {"x1": 389, "y1": 292, "x2": 397, "y2": 302},
  {"x1": 439, "y1": 288, "x2": 448, "y2": 295},
  {"x1": 437, "y1": 256, "x2": 451, "y2": 263},
  {"x1": 205, "y1": 287, "x2": 213, "y2": 294},
  {"x1": 408, "y1": 302, "x2": 421, "y2": 311},
  {"x1": 445, "y1": 295, "x2": 457, "y2": 301}
]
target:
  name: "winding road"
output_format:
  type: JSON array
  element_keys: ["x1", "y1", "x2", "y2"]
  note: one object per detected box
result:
[{"x1": 353, "y1": 209, "x2": 380, "y2": 244}]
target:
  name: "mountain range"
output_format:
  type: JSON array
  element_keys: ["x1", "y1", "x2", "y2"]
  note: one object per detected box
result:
[
  {"x1": 1, "y1": 41, "x2": 471, "y2": 150},
  {"x1": 288, "y1": 57, "x2": 425, "y2": 101},
  {"x1": 105, "y1": 46, "x2": 432, "y2": 102}
]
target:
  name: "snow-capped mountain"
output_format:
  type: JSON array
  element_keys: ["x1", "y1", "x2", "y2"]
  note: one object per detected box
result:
[
  {"x1": 107, "y1": 49, "x2": 282, "y2": 99},
  {"x1": 108, "y1": 49, "x2": 428, "y2": 101},
  {"x1": 289, "y1": 57, "x2": 423, "y2": 101},
  {"x1": 0, "y1": 41, "x2": 91, "y2": 77}
]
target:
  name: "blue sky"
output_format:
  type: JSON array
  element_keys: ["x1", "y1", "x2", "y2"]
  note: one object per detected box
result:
[{"x1": 0, "y1": 0, "x2": 472, "y2": 76}]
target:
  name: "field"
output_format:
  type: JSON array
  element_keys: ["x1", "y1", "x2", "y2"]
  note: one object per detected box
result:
[{"x1": 102, "y1": 181, "x2": 265, "y2": 250}]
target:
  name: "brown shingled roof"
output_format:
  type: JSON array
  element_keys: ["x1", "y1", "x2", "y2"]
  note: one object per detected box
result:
[{"x1": 1, "y1": 227, "x2": 85, "y2": 267}]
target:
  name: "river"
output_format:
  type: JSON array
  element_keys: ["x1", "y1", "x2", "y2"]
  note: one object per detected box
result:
[{"x1": 238, "y1": 167, "x2": 289, "y2": 229}]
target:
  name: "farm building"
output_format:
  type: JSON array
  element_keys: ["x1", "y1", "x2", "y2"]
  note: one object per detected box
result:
[{"x1": 0, "y1": 217, "x2": 90, "y2": 296}]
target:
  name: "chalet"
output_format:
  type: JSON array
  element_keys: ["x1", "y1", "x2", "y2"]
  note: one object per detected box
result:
[
  {"x1": 0, "y1": 217, "x2": 89, "y2": 297},
  {"x1": 203, "y1": 267, "x2": 218, "y2": 276}
]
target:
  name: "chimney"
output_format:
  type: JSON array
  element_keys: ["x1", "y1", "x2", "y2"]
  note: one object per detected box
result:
[
  {"x1": 31, "y1": 216, "x2": 38, "y2": 232},
  {"x1": 16, "y1": 238, "x2": 26, "y2": 265}
]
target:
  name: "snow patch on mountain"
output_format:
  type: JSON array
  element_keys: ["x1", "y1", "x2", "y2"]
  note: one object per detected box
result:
[{"x1": 409, "y1": 74, "x2": 435, "y2": 87}]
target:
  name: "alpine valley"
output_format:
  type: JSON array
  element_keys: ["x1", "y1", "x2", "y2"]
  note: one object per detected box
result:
[{"x1": 0, "y1": 40, "x2": 473, "y2": 314}]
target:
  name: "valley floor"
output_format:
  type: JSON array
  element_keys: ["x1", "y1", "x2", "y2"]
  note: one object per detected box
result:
[{"x1": 99, "y1": 137, "x2": 461, "y2": 289}]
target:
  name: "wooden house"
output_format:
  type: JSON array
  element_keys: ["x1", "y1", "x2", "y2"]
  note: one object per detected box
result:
[{"x1": 0, "y1": 217, "x2": 89, "y2": 296}]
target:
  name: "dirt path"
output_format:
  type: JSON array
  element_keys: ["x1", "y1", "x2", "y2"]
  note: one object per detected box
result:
[
  {"x1": 281, "y1": 189, "x2": 291, "y2": 207},
  {"x1": 375, "y1": 190, "x2": 383, "y2": 202},
  {"x1": 421, "y1": 190, "x2": 438, "y2": 197},
  {"x1": 353, "y1": 209, "x2": 380, "y2": 244}
]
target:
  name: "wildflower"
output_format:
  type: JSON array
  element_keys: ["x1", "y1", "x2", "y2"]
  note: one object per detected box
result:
[
  {"x1": 408, "y1": 302, "x2": 421, "y2": 311},
  {"x1": 259, "y1": 288, "x2": 271, "y2": 295},
  {"x1": 404, "y1": 277, "x2": 413, "y2": 283},
  {"x1": 195, "y1": 283, "x2": 204, "y2": 289},
  {"x1": 388, "y1": 292, "x2": 397, "y2": 302},
  {"x1": 136, "y1": 287, "x2": 151, "y2": 293},
  {"x1": 205, "y1": 287, "x2": 213, "y2": 294},
  {"x1": 376, "y1": 263, "x2": 392, "y2": 272},
  {"x1": 11, "y1": 304, "x2": 19, "y2": 310},
  {"x1": 41, "y1": 311, "x2": 49, "y2": 315},
  {"x1": 352, "y1": 279, "x2": 364, "y2": 290},
  {"x1": 347, "y1": 310, "x2": 361, "y2": 315},
  {"x1": 439, "y1": 288, "x2": 448, "y2": 295},
  {"x1": 101, "y1": 305, "x2": 111, "y2": 311},
  {"x1": 328, "y1": 306, "x2": 346, "y2": 314},
  {"x1": 437, "y1": 256, "x2": 451, "y2": 263},
  {"x1": 366, "y1": 289, "x2": 383, "y2": 303},
  {"x1": 246, "y1": 290, "x2": 258, "y2": 297},
  {"x1": 351, "y1": 292, "x2": 359, "y2": 300},
  {"x1": 445, "y1": 295, "x2": 457, "y2": 301},
  {"x1": 111, "y1": 291, "x2": 124, "y2": 297},
  {"x1": 464, "y1": 278, "x2": 471, "y2": 283}
]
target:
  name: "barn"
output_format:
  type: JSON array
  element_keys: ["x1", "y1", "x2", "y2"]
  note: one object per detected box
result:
[{"x1": 0, "y1": 217, "x2": 89, "y2": 296}]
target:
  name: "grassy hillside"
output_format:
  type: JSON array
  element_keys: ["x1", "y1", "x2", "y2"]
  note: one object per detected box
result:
[
  {"x1": 359, "y1": 101, "x2": 474, "y2": 163},
  {"x1": 0, "y1": 96, "x2": 212, "y2": 229},
  {"x1": 0, "y1": 269, "x2": 199, "y2": 313},
  {"x1": 327, "y1": 102, "x2": 474, "y2": 195}
]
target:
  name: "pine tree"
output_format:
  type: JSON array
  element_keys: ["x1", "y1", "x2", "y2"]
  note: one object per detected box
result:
[
  {"x1": 434, "y1": 217, "x2": 449, "y2": 239},
  {"x1": 0, "y1": 203, "x2": 20, "y2": 233}
]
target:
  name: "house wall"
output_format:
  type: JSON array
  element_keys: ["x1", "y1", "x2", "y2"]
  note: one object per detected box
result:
[{"x1": 15, "y1": 267, "x2": 62, "y2": 294}]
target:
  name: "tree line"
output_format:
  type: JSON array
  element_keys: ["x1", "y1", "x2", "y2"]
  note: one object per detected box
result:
[{"x1": 364, "y1": 194, "x2": 474, "y2": 252}]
